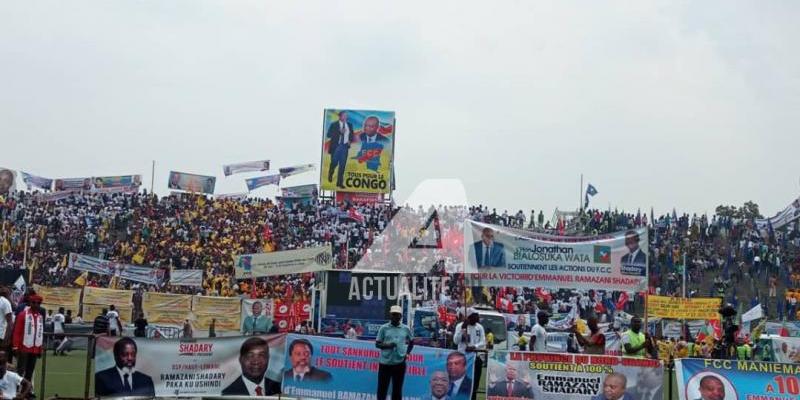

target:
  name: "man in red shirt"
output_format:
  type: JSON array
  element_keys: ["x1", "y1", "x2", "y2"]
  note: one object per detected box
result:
[{"x1": 12, "y1": 294, "x2": 45, "y2": 382}]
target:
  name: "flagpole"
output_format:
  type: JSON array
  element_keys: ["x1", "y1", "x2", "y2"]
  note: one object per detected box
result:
[
  {"x1": 150, "y1": 160, "x2": 155, "y2": 195},
  {"x1": 23, "y1": 225, "x2": 30, "y2": 282},
  {"x1": 579, "y1": 174, "x2": 584, "y2": 212}
]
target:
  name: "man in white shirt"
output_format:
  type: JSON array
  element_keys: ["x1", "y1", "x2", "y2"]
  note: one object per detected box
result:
[
  {"x1": 531, "y1": 311, "x2": 549, "y2": 352},
  {"x1": 453, "y1": 309, "x2": 485, "y2": 400},
  {"x1": 0, "y1": 287, "x2": 13, "y2": 351},
  {"x1": 52, "y1": 307, "x2": 66, "y2": 355},
  {"x1": 0, "y1": 350, "x2": 31, "y2": 399},
  {"x1": 106, "y1": 305, "x2": 121, "y2": 336}
]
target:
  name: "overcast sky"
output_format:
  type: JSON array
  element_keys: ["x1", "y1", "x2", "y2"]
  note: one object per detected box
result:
[{"x1": 1, "y1": 1, "x2": 798, "y2": 217}]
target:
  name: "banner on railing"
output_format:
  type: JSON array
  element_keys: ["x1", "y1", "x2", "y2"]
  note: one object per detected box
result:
[
  {"x1": 647, "y1": 295, "x2": 722, "y2": 320},
  {"x1": 234, "y1": 246, "x2": 332, "y2": 278},
  {"x1": 281, "y1": 334, "x2": 475, "y2": 400},
  {"x1": 487, "y1": 351, "x2": 663, "y2": 400},
  {"x1": 32, "y1": 285, "x2": 81, "y2": 316},
  {"x1": 94, "y1": 334, "x2": 286, "y2": 397},
  {"x1": 676, "y1": 358, "x2": 800, "y2": 400},
  {"x1": 192, "y1": 295, "x2": 241, "y2": 331},
  {"x1": 143, "y1": 292, "x2": 193, "y2": 325},
  {"x1": 170, "y1": 269, "x2": 203, "y2": 287},
  {"x1": 68, "y1": 253, "x2": 161, "y2": 285}
]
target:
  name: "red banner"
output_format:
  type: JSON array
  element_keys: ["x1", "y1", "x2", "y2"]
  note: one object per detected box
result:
[{"x1": 335, "y1": 192, "x2": 383, "y2": 204}]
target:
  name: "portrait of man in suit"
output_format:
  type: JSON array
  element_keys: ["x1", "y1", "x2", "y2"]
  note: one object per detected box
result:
[
  {"x1": 471, "y1": 227, "x2": 506, "y2": 268},
  {"x1": 356, "y1": 116, "x2": 390, "y2": 172},
  {"x1": 591, "y1": 373, "x2": 634, "y2": 400},
  {"x1": 446, "y1": 351, "x2": 472, "y2": 400},
  {"x1": 487, "y1": 363, "x2": 534, "y2": 399},
  {"x1": 620, "y1": 230, "x2": 646, "y2": 276},
  {"x1": 242, "y1": 300, "x2": 271, "y2": 335},
  {"x1": 222, "y1": 337, "x2": 281, "y2": 396},
  {"x1": 630, "y1": 367, "x2": 663, "y2": 400},
  {"x1": 693, "y1": 375, "x2": 726, "y2": 400},
  {"x1": 94, "y1": 337, "x2": 155, "y2": 397},
  {"x1": 283, "y1": 338, "x2": 332, "y2": 382},
  {"x1": 326, "y1": 110, "x2": 355, "y2": 189},
  {"x1": 428, "y1": 370, "x2": 450, "y2": 400}
]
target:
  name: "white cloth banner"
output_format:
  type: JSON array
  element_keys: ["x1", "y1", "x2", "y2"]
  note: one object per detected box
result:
[
  {"x1": 169, "y1": 269, "x2": 203, "y2": 287},
  {"x1": 742, "y1": 304, "x2": 764, "y2": 322},
  {"x1": 223, "y1": 160, "x2": 271, "y2": 176}
]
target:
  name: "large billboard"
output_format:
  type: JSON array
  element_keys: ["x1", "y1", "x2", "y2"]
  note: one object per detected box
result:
[
  {"x1": 234, "y1": 246, "x2": 332, "y2": 278},
  {"x1": 465, "y1": 221, "x2": 648, "y2": 291},
  {"x1": 320, "y1": 109, "x2": 395, "y2": 193},
  {"x1": 94, "y1": 334, "x2": 286, "y2": 397}
]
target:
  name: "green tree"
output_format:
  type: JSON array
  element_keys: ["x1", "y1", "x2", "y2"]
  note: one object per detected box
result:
[{"x1": 714, "y1": 201, "x2": 763, "y2": 219}]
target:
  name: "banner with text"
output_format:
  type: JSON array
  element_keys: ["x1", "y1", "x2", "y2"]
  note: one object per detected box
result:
[
  {"x1": 68, "y1": 253, "x2": 161, "y2": 285},
  {"x1": 94, "y1": 333, "x2": 286, "y2": 397},
  {"x1": 676, "y1": 358, "x2": 800, "y2": 400},
  {"x1": 170, "y1": 269, "x2": 203, "y2": 287},
  {"x1": 279, "y1": 163, "x2": 315, "y2": 178},
  {"x1": 647, "y1": 295, "x2": 722, "y2": 320},
  {"x1": 487, "y1": 351, "x2": 663, "y2": 400},
  {"x1": 143, "y1": 292, "x2": 193, "y2": 325},
  {"x1": 168, "y1": 171, "x2": 216, "y2": 194},
  {"x1": 245, "y1": 174, "x2": 281, "y2": 191},
  {"x1": 83, "y1": 286, "x2": 134, "y2": 307},
  {"x1": 465, "y1": 221, "x2": 648, "y2": 291},
  {"x1": 223, "y1": 160, "x2": 270, "y2": 176},
  {"x1": 281, "y1": 334, "x2": 475, "y2": 400},
  {"x1": 281, "y1": 184, "x2": 318, "y2": 199},
  {"x1": 93, "y1": 175, "x2": 142, "y2": 189},
  {"x1": 192, "y1": 296, "x2": 242, "y2": 332},
  {"x1": 234, "y1": 246, "x2": 332, "y2": 279},
  {"x1": 32, "y1": 285, "x2": 81, "y2": 315},
  {"x1": 320, "y1": 109, "x2": 395, "y2": 194},
  {"x1": 21, "y1": 172, "x2": 52, "y2": 191}
]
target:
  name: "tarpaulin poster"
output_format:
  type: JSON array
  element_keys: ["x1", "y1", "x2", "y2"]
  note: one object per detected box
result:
[
  {"x1": 320, "y1": 109, "x2": 395, "y2": 194},
  {"x1": 465, "y1": 221, "x2": 648, "y2": 291},
  {"x1": 169, "y1": 269, "x2": 203, "y2": 287},
  {"x1": 93, "y1": 175, "x2": 142, "y2": 189},
  {"x1": 241, "y1": 299, "x2": 275, "y2": 334},
  {"x1": 234, "y1": 246, "x2": 332, "y2": 278},
  {"x1": 223, "y1": 160, "x2": 270, "y2": 176},
  {"x1": 143, "y1": 292, "x2": 193, "y2": 325},
  {"x1": 488, "y1": 351, "x2": 663, "y2": 400},
  {"x1": 168, "y1": 171, "x2": 216, "y2": 194},
  {"x1": 21, "y1": 171, "x2": 51, "y2": 191},
  {"x1": 68, "y1": 253, "x2": 161, "y2": 285},
  {"x1": 0, "y1": 167, "x2": 16, "y2": 195},
  {"x1": 647, "y1": 295, "x2": 722, "y2": 320},
  {"x1": 32, "y1": 285, "x2": 81, "y2": 317},
  {"x1": 94, "y1": 334, "x2": 286, "y2": 397},
  {"x1": 676, "y1": 358, "x2": 800, "y2": 400},
  {"x1": 281, "y1": 334, "x2": 475, "y2": 400},
  {"x1": 192, "y1": 295, "x2": 242, "y2": 332}
]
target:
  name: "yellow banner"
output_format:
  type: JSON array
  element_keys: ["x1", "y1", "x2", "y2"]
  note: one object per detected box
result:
[
  {"x1": 33, "y1": 285, "x2": 81, "y2": 315},
  {"x1": 647, "y1": 295, "x2": 721, "y2": 320},
  {"x1": 82, "y1": 303, "x2": 134, "y2": 322},
  {"x1": 143, "y1": 292, "x2": 192, "y2": 325},
  {"x1": 83, "y1": 286, "x2": 133, "y2": 306},
  {"x1": 192, "y1": 296, "x2": 241, "y2": 331}
]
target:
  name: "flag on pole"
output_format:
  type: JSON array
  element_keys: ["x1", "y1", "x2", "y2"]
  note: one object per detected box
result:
[{"x1": 584, "y1": 184, "x2": 598, "y2": 208}]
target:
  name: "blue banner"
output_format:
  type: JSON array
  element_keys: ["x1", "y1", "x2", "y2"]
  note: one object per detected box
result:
[
  {"x1": 21, "y1": 171, "x2": 53, "y2": 190},
  {"x1": 246, "y1": 174, "x2": 281, "y2": 191},
  {"x1": 281, "y1": 334, "x2": 475, "y2": 400},
  {"x1": 676, "y1": 358, "x2": 800, "y2": 400}
]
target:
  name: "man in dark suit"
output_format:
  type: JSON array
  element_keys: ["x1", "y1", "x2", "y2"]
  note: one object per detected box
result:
[
  {"x1": 326, "y1": 110, "x2": 355, "y2": 189},
  {"x1": 357, "y1": 116, "x2": 390, "y2": 172},
  {"x1": 222, "y1": 337, "x2": 281, "y2": 396},
  {"x1": 620, "y1": 230, "x2": 646, "y2": 276},
  {"x1": 283, "y1": 338, "x2": 332, "y2": 382},
  {"x1": 630, "y1": 367, "x2": 663, "y2": 400},
  {"x1": 95, "y1": 337, "x2": 155, "y2": 397},
  {"x1": 487, "y1": 364, "x2": 534, "y2": 398},
  {"x1": 471, "y1": 227, "x2": 506, "y2": 268},
  {"x1": 446, "y1": 352, "x2": 472, "y2": 400}
]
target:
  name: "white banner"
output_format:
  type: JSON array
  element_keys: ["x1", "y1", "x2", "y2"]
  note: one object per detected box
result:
[
  {"x1": 234, "y1": 246, "x2": 332, "y2": 278},
  {"x1": 170, "y1": 269, "x2": 203, "y2": 287},
  {"x1": 742, "y1": 304, "x2": 764, "y2": 322},
  {"x1": 278, "y1": 163, "x2": 315, "y2": 178},
  {"x1": 223, "y1": 160, "x2": 271, "y2": 176},
  {"x1": 755, "y1": 196, "x2": 800, "y2": 230}
]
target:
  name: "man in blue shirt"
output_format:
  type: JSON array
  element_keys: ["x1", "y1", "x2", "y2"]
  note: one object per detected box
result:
[{"x1": 376, "y1": 305, "x2": 414, "y2": 400}]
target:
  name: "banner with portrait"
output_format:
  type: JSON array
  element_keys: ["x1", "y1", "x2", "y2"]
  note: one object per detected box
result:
[
  {"x1": 94, "y1": 333, "x2": 286, "y2": 397},
  {"x1": 281, "y1": 184, "x2": 318, "y2": 199},
  {"x1": 68, "y1": 253, "x2": 161, "y2": 285},
  {"x1": 168, "y1": 171, "x2": 216, "y2": 194},
  {"x1": 234, "y1": 246, "x2": 332, "y2": 278},
  {"x1": 0, "y1": 167, "x2": 16, "y2": 195},
  {"x1": 320, "y1": 109, "x2": 395, "y2": 194},
  {"x1": 279, "y1": 163, "x2": 315, "y2": 178},
  {"x1": 223, "y1": 160, "x2": 271, "y2": 176},
  {"x1": 245, "y1": 174, "x2": 281, "y2": 191},
  {"x1": 464, "y1": 221, "x2": 648, "y2": 291},
  {"x1": 54, "y1": 177, "x2": 92, "y2": 191},
  {"x1": 21, "y1": 171, "x2": 51, "y2": 191},
  {"x1": 83, "y1": 286, "x2": 134, "y2": 307},
  {"x1": 170, "y1": 269, "x2": 203, "y2": 287},
  {"x1": 143, "y1": 292, "x2": 193, "y2": 325},
  {"x1": 647, "y1": 295, "x2": 722, "y2": 320},
  {"x1": 83, "y1": 303, "x2": 134, "y2": 322},
  {"x1": 676, "y1": 358, "x2": 800, "y2": 400},
  {"x1": 281, "y1": 334, "x2": 475, "y2": 400},
  {"x1": 487, "y1": 351, "x2": 663, "y2": 400},
  {"x1": 93, "y1": 175, "x2": 142, "y2": 189},
  {"x1": 32, "y1": 285, "x2": 81, "y2": 316},
  {"x1": 241, "y1": 299, "x2": 275, "y2": 334},
  {"x1": 192, "y1": 295, "x2": 242, "y2": 332}
]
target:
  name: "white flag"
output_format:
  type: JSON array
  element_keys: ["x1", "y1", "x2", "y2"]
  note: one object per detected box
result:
[{"x1": 742, "y1": 304, "x2": 764, "y2": 322}]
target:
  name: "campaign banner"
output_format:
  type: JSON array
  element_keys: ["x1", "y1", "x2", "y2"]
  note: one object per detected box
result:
[
  {"x1": 246, "y1": 174, "x2": 281, "y2": 191},
  {"x1": 647, "y1": 295, "x2": 722, "y2": 320},
  {"x1": 281, "y1": 184, "x2": 318, "y2": 199},
  {"x1": 32, "y1": 285, "x2": 81, "y2": 315},
  {"x1": 755, "y1": 197, "x2": 800, "y2": 231},
  {"x1": 319, "y1": 317, "x2": 385, "y2": 339},
  {"x1": 36, "y1": 190, "x2": 76, "y2": 202},
  {"x1": 192, "y1": 295, "x2": 242, "y2": 332},
  {"x1": 83, "y1": 303, "x2": 134, "y2": 322},
  {"x1": 94, "y1": 333, "x2": 286, "y2": 397},
  {"x1": 241, "y1": 299, "x2": 275, "y2": 334},
  {"x1": 83, "y1": 286, "x2": 134, "y2": 307},
  {"x1": 170, "y1": 269, "x2": 204, "y2": 287},
  {"x1": 21, "y1": 171, "x2": 52, "y2": 191},
  {"x1": 223, "y1": 160, "x2": 271, "y2": 176},
  {"x1": 54, "y1": 177, "x2": 92, "y2": 191},
  {"x1": 68, "y1": 253, "x2": 161, "y2": 285},
  {"x1": 320, "y1": 109, "x2": 395, "y2": 194},
  {"x1": 335, "y1": 192, "x2": 384, "y2": 204},
  {"x1": 0, "y1": 167, "x2": 16, "y2": 195},
  {"x1": 234, "y1": 246, "x2": 332, "y2": 278},
  {"x1": 487, "y1": 351, "x2": 663, "y2": 400},
  {"x1": 464, "y1": 221, "x2": 648, "y2": 291},
  {"x1": 757, "y1": 336, "x2": 800, "y2": 363},
  {"x1": 281, "y1": 334, "x2": 475, "y2": 400},
  {"x1": 93, "y1": 175, "x2": 142, "y2": 189},
  {"x1": 168, "y1": 171, "x2": 216, "y2": 194},
  {"x1": 143, "y1": 292, "x2": 193, "y2": 325},
  {"x1": 676, "y1": 358, "x2": 800, "y2": 400},
  {"x1": 215, "y1": 193, "x2": 249, "y2": 201},
  {"x1": 279, "y1": 163, "x2": 315, "y2": 178}
]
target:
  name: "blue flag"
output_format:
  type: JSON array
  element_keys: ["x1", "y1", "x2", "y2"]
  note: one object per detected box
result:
[{"x1": 586, "y1": 183, "x2": 598, "y2": 196}]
